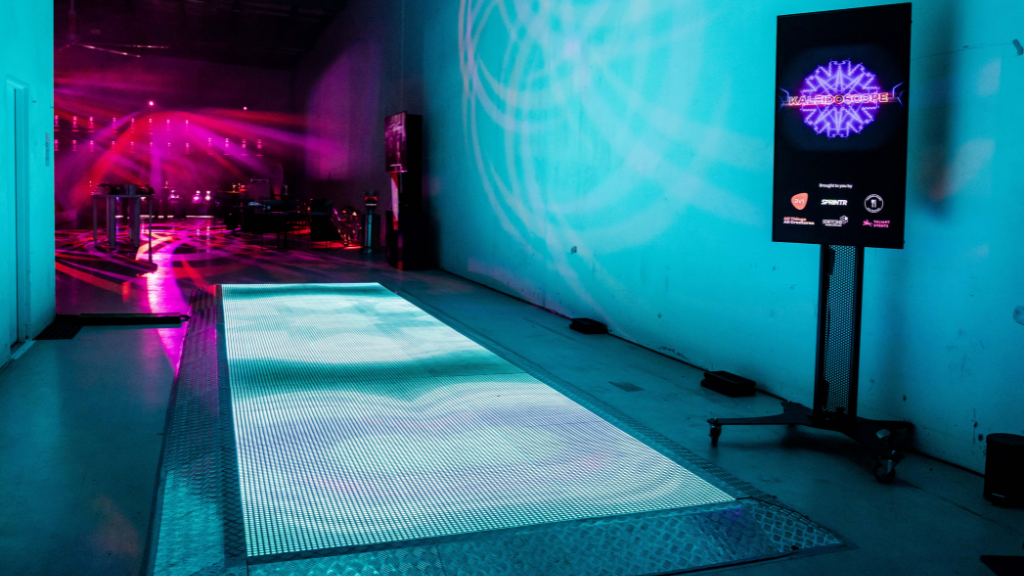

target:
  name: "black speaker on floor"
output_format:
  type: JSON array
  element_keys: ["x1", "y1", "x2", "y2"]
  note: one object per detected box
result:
[
  {"x1": 701, "y1": 371, "x2": 756, "y2": 398},
  {"x1": 984, "y1": 433, "x2": 1024, "y2": 508},
  {"x1": 981, "y1": 555, "x2": 1024, "y2": 576},
  {"x1": 569, "y1": 318, "x2": 607, "y2": 334}
]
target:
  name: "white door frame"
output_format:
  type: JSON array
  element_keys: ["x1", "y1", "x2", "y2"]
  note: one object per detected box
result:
[{"x1": 6, "y1": 78, "x2": 30, "y2": 344}]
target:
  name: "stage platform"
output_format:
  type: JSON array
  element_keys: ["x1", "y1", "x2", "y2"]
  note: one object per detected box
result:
[{"x1": 148, "y1": 284, "x2": 843, "y2": 576}]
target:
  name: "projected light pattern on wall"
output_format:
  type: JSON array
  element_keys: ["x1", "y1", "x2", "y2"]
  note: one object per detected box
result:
[
  {"x1": 456, "y1": 0, "x2": 764, "y2": 316},
  {"x1": 789, "y1": 60, "x2": 886, "y2": 138},
  {"x1": 221, "y1": 283, "x2": 733, "y2": 556}
]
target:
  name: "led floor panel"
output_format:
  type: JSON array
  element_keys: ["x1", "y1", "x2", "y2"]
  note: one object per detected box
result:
[{"x1": 220, "y1": 284, "x2": 735, "y2": 558}]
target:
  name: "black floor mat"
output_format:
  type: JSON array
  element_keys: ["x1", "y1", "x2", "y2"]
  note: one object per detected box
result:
[{"x1": 35, "y1": 316, "x2": 83, "y2": 340}]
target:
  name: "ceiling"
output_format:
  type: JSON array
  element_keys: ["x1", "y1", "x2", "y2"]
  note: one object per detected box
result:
[{"x1": 55, "y1": 0, "x2": 349, "y2": 70}]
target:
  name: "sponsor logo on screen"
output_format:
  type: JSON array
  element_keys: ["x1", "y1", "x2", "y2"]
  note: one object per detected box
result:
[
  {"x1": 865, "y1": 194, "x2": 884, "y2": 213},
  {"x1": 784, "y1": 216, "x2": 814, "y2": 225},
  {"x1": 862, "y1": 219, "x2": 890, "y2": 228},
  {"x1": 791, "y1": 193, "x2": 809, "y2": 210},
  {"x1": 821, "y1": 199, "x2": 848, "y2": 206},
  {"x1": 823, "y1": 216, "x2": 849, "y2": 228}
]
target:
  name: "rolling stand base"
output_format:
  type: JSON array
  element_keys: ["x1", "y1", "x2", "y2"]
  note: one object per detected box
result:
[{"x1": 708, "y1": 401, "x2": 913, "y2": 483}]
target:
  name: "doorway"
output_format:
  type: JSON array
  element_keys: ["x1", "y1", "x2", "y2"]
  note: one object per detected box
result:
[{"x1": 3, "y1": 78, "x2": 30, "y2": 354}]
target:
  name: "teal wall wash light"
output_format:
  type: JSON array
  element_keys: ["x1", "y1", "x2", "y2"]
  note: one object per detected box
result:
[
  {"x1": 0, "y1": 1, "x2": 56, "y2": 361},
  {"x1": 297, "y1": 0, "x2": 1024, "y2": 473}
]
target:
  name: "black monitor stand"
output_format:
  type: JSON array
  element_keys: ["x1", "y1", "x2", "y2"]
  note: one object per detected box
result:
[{"x1": 708, "y1": 245, "x2": 913, "y2": 483}]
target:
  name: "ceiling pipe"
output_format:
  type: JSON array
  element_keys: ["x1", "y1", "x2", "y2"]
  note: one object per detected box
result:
[{"x1": 68, "y1": 0, "x2": 78, "y2": 42}]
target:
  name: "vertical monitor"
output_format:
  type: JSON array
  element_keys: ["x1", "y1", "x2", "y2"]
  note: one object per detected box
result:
[
  {"x1": 385, "y1": 112, "x2": 407, "y2": 173},
  {"x1": 772, "y1": 3, "x2": 911, "y2": 249}
]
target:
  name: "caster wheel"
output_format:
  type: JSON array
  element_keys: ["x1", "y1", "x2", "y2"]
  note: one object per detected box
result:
[
  {"x1": 710, "y1": 424, "x2": 722, "y2": 446},
  {"x1": 874, "y1": 459, "x2": 896, "y2": 484}
]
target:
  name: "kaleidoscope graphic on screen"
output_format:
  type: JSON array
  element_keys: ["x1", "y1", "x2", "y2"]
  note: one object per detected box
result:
[{"x1": 782, "y1": 60, "x2": 899, "y2": 139}]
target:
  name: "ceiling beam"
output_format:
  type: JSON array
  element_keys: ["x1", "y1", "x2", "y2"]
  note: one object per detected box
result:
[
  {"x1": 244, "y1": 0, "x2": 346, "y2": 8},
  {"x1": 58, "y1": 0, "x2": 347, "y2": 70},
  {"x1": 268, "y1": 1, "x2": 301, "y2": 67},
  {"x1": 221, "y1": 0, "x2": 245, "y2": 64},
  {"x1": 296, "y1": 2, "x2": 344, "y2": 57}
]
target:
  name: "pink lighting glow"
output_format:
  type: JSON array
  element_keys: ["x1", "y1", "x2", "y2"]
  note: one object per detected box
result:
[{"x1": 54, "y1": 64, "x2": 309, "y2": 228}]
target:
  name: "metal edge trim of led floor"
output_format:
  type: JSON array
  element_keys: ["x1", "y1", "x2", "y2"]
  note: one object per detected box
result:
[
  {"x1": 216, "y1": 285, "x2": 249, "y2": 570},
  {"x1": 149, "y1": 284, "x2": 846, "y2": 576}
]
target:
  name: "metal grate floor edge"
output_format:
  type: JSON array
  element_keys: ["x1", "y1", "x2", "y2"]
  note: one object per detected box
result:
[{"x1": 148, "y1": 284, "x2": 845, "y2": 576}]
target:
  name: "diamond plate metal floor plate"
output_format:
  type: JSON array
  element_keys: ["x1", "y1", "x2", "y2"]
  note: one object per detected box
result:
[
  {"x1": 151, "y1": 290, "x2": 226, "y2": 576},
  {"x1": 250, "y1": 501, "x2": 841, "y2": 576},
  {"x1": 148, "y1": 284, "x2": 845, "y2": 576}
]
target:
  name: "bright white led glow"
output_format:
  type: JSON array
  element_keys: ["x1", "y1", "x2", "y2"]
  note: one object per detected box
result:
[{"x1": 222, "y1": 283, "x2": 733, "y2": 557}]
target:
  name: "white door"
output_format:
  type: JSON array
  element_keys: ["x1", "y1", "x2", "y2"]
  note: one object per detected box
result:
[
  {"x1": 1, "y1": 86, "x2": 15, "y2": 357},
  {"x1": 2, "y1": 79, "x2": 29, "y2": 356}
]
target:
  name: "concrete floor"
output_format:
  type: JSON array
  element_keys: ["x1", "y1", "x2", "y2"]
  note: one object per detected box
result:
[{"x1": 2, "y1": 220, "x2": 1021, "y2": 575}]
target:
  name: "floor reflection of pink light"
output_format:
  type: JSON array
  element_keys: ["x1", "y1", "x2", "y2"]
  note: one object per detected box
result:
[
  {"x1": 144, "y1": 234, "x2": 189, "y2": 371},
  {"x1": 134, "y1": 233, "x2": 173, "y2": 260}
]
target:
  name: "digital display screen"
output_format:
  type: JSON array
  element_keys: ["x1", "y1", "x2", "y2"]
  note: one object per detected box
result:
[
  {"x1": 772, "y1": 4, "x2": 911, "y2": 249},
  {"x1": 385, "y1": 112, "x2": 407, "y2": 173}
]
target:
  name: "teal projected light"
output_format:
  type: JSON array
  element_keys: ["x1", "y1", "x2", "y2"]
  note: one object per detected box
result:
[{"x1": 222, "y1": 283, "x2": 733, "y2": 557}]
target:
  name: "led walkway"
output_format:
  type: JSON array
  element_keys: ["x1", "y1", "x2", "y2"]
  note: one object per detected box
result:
[{"x1": 149, "y1": 284, "x2": 843, "y2": 575}]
